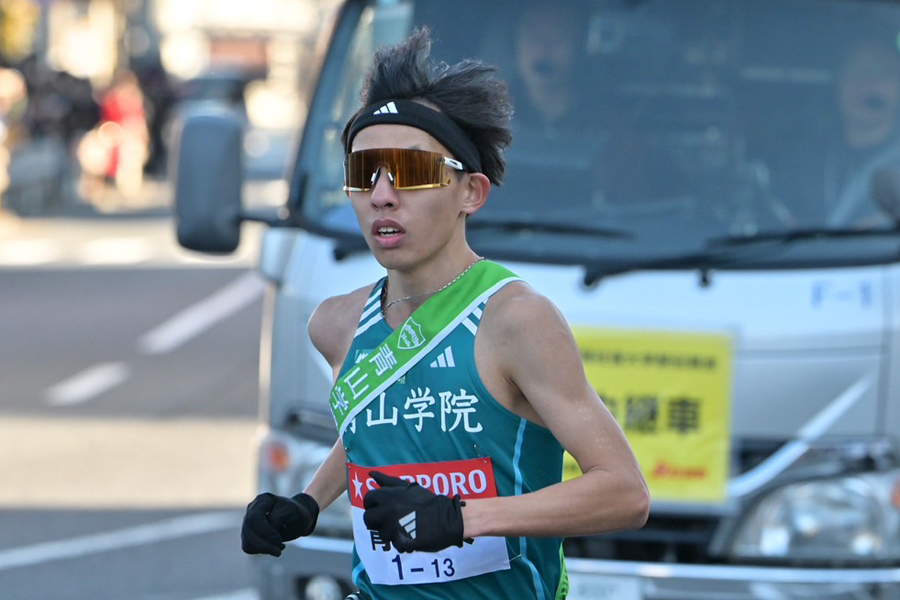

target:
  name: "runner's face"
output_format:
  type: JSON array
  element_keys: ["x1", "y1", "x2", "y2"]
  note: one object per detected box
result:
[{"x1": 347, "y1": 124, "x2": 470, "y2": 269}]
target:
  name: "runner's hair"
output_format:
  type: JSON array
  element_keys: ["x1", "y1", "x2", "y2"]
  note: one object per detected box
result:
[{"x1": 341, "y1": 27, "x2": 513, "y2": 186}]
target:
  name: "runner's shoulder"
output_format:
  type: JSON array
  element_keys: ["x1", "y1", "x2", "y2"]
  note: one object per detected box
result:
[
  {"x1": 482, "y1": 280, "x2": 564, "y2": 338},
  {"x1": 309, "y1": 283, "x2": 379, "y2": 366}
]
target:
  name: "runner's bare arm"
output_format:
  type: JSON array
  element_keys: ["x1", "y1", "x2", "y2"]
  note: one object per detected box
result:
[
  {"x1": 464, "y1": 285, "x2": 650, "y2": 538},
  {"x1": 303, "y1": 439, "x2": 350, "y2": 510},
  {"x1": 302, "y1": 287, "x2": 375, "y2": 510}
]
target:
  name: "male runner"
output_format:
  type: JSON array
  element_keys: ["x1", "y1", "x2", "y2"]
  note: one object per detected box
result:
[{"x1": 241, "y1": 28, "x2": 649, "y2": 600}]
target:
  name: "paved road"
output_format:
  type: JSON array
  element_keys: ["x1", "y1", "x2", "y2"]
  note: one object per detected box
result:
[{"x1": 0, "y1": 207, "x2": 268, "y2": 600}]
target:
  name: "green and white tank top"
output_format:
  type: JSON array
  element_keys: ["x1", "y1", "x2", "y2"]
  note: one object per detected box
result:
[{"x1": 337, "y1": 261, "x2": 567, "y2": 600}]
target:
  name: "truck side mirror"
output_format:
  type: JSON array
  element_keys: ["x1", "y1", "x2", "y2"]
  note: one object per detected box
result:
[
  {"x1": 171, "y1": 105, "x2": 245, "y2": 253},
  {"x1": 871, "y1": 166, "x2": 900, "y2": 225}
]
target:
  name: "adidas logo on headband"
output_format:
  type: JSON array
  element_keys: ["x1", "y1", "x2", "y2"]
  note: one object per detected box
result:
[
  {"x1": 373, "y1": 102, "x2": 399, "y2": 115},
  {"x1": 348, "y1": 99, "x2": 482, "y2": 174}
]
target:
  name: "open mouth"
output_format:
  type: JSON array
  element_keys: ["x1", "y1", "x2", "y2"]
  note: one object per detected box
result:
[
  {"x1": 376, "y1": 226, "x2": 403, "y2": 238},
  {"x1": 372, "y1": 220, "x2": 406, "y2": 239}
]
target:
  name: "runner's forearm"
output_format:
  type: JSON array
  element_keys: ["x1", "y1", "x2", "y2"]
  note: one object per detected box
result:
[
  {"x1": 461, "y1": 467, "x2": 649, "y2": 538},
  {"x1": 303, "y1": 439, "x2": 349, "y2": 512}
]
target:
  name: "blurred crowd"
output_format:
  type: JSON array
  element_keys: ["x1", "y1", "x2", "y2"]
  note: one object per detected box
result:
[{"x1": 0, "y1": 58, "x2": 173, "y2": 215}]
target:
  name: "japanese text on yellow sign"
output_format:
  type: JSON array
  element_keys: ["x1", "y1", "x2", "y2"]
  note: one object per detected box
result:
[{"x1": 566, "y1": 327, "x2": 733, "y2": 504}]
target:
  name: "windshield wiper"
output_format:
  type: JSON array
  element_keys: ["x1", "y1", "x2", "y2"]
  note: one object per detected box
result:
[
  {"x1": 469, "y1": 217, "x2": 632, "y2": 239},
  {"x1": 582, "y1": 226, "x2": 900, "y2": 286},
  {"x1": 707, "y1": 226, "x2": 900, "y2": 248},
  {"x1": 582, "y1": 251, "x2": 744, "y2": 287}
]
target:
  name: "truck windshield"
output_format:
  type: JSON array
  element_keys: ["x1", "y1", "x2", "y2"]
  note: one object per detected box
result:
[{"x1": 293, "y1": 0, "x2": 900, "y2": 269}]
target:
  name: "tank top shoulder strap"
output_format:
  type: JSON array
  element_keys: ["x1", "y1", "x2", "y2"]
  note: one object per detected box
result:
[{"x1": 354, "y1": 277, "x2": 386, "y2": 338}]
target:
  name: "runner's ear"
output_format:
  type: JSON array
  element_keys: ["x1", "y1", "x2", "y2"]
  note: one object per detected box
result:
[{"x1": 461, "y1": 172, "x2": 490, "y2": 216}]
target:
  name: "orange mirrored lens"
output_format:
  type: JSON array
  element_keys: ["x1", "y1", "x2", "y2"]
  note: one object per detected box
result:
[{"x1": 344, "y1": 148, "x2": 450, "y2": 191}]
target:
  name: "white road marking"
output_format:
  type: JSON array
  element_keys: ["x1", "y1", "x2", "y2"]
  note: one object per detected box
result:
[
  {"x1": 43, "y1": 362, "x2": 131, "y2": 406},
  {"x1": 43, "y1": 272, "x2": 263, "y2": 407},
  {"x1": 0, "y1": 239, "x2": 64, "y2": 266},
  {"x1": 189, "y1": 589, "x2": 259, "y2": 600},
  {"x1": 0, "y1": 416, "x2": 256, "y2": 508},
  {"x1": 0, "y1": 511, "x2": 241, "y2": 572},
  {"x1": 137, "y1": 271, "x2": 265, "y2": 355},
  {"x1": 0, "y1": 217, "x2": 261, "y2": 269},
  {"x1": 78, "y1": 237, "x2": 154, "y2": 265}
]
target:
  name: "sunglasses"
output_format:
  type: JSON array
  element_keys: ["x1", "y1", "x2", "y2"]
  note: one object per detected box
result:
[{"x1": 343, "y1": 148, "x2": 466, "y2": 192}]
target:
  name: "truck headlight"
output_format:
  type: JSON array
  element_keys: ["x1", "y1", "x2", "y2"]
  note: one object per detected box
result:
[{"x1": 729, "y1": 470, "x2": 900, "y2": 563}]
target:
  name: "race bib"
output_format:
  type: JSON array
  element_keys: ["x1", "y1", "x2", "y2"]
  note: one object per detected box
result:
[{"x1": 347, "y1": 459, "x2": 511, "y2": 586}]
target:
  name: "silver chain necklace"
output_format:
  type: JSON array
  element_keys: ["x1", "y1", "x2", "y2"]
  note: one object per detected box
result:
[{"x1": 382, "y1": 256, "x2": 485, "y2": 315}]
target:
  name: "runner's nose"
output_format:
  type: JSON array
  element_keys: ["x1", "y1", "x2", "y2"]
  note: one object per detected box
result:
[
  {"x1": 371, "y1": 167, "x2": 399, "y2": 207},
  {"x1": 370, "y1": 166, "x2": 396, "y2": 188}
]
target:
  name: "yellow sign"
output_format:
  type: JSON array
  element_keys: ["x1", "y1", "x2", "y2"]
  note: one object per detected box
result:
[{"x1": 566, "y1": 327, "x2": 733, "y2": 504}]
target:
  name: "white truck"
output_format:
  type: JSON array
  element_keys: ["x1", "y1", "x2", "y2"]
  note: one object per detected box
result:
[{"x1": 172, "y1": 0, "x2": 900, "y2": 598}]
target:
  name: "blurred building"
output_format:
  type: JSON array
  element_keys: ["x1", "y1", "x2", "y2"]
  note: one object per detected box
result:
[
  {"x1": 2, "y1": 0, "x2": 338, "y2": 127},
  {"x1": 0, "y1": 0, "x2": 338, "y2": 213}
]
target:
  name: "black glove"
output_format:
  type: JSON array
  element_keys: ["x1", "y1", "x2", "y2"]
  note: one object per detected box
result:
[
  {"x1": 241, "y1": 492, "x2": 319, "y2": 557},
  {"x1": 363, "y1": 471, "x2": 466, "y2": 553}
]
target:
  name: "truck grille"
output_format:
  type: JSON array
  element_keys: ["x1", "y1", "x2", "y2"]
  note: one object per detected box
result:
[{"x1": 564, "y1": 514, "x2": 722, "y2": 564}]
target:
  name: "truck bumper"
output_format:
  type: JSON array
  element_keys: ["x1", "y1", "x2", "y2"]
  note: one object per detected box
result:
[
  {"x1": 565, "y1": 556, "x2": 900, "y2": 600},
  {"x1": 260, "y1": 535, "x2": 900, "y2": 600}
]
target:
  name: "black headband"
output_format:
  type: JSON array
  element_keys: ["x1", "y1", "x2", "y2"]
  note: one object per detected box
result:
[{"x1": 345, "y1": 100, "x2": 482, "y2": 173}]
